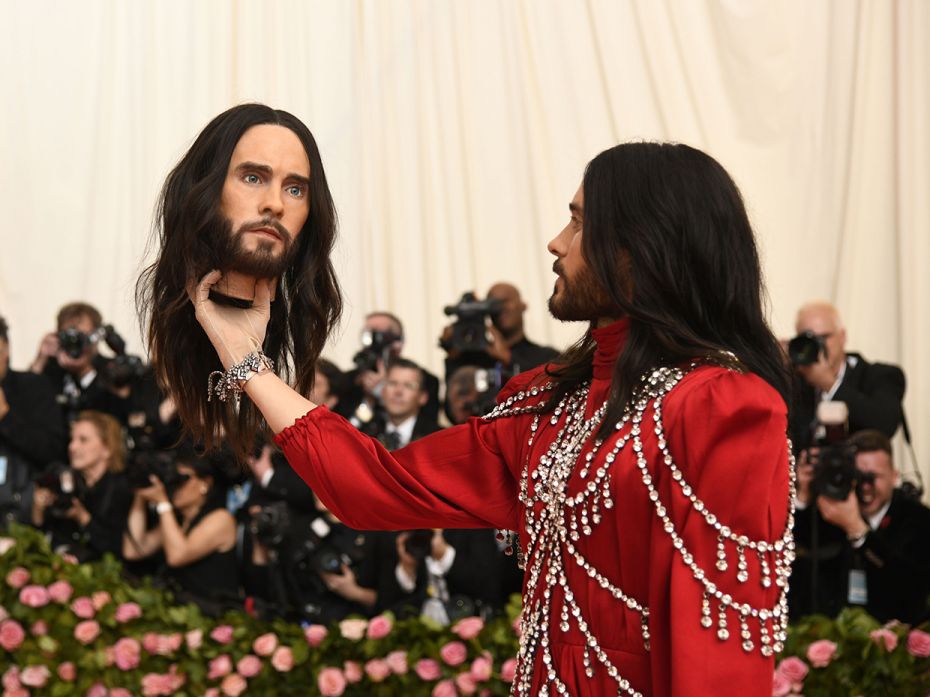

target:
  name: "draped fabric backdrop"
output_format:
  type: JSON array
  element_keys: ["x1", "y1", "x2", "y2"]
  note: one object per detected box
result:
[{"x1": 1, "y1": 1, "x2": 928, "y2": 481}]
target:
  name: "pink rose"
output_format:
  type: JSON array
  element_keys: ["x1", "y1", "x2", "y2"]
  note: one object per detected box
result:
[
  {"x1": 415, "y1": 658, "x2": 442, "y2": 681},
  {"x1": 452, "y1": 616, "x2": 485, "y2": 640},
  {"x1": 2, "y1": 666, "x2": 21, "y2": 690},
  {"x1": 338, "y1": 618, "x2": 368, "y2": 640},
  {"x1": 512, "y1": 615, "x2": 522, "y2": 638},
  {"x1": 74, "y1": 620, "x2": 101, "y2": 645},
  {"x1": 141, "y1": 665, "x2": 185, "y2": 696},
  {"x1": 253, "y1": 632, "x2": 278, "y2": 656},
  {"x1": 772, "y1": 671, "x2": 791, "y2": 697},
  {"x1": 806, "y1": 639, "x2": 837, "y2": 668},
  {"x1": 58, "y1": 662, "x2": 77, "y2": 682},
  {"x1": 19, "y1": 665, "x2": 50, "y2": 688},
  {"x1": 470, "y1": 656, "x2": 492, "y2": 681},
  {"x1": 71, "y1": 596, "x2": 96, "y2": 619},
  {"x1": 19, "y1": 584, "x2": 50, "y2": 608},
  {"x1": 186, "y1": 629, "x2": 203, "y2": 650},
  {"x1": 0, "y1": 619, "x2": 25, "y2": 651},
  {"x1": 0, "y1": 537, "x2": 15, "y2": 555},
  {"x1": 776, "y1": 656, "x2": 809, "y2": 683},
  {"x1": 440, "y1": 641, "x2": 468, "y2": 666},
  {"x1": 237, "y1": 654, "x2": 262, "y2": 678},
  {"x1": 220, "y1": 673, "x2": 247, "y2": 697},
  {"x1": 4, "y1": 687, "x2": 28, "y2": 697},
  {"x1": 86, "y1": 682, "x2": 108, "y2": 697},
  {"x1": 205, "y1": 690, "x2": 221, "y2": 697},
  {"x1": 869, "y1": 628, "x2": 898, "y2": 652},
  {"x1": 113, "y1": 637, "x2": 142, "y2": 670},
  {"x1": 386, "y1": 650, "x2": 408, "y2": 675},
  {"x1": 305, "y1": 624, "x2": 328, "y2": 647},
  {"x1": 365, "y1": 658, "x2": 391, "y2": 682},
  {"x1": 907, "y1": 629, "x2": 930, "y2": 657},
  {"x1": 210, "y1": 625, "x2": 234, "y2": 644},
  {"x1": 0, "y1": 605, "x2": 7, "y2": 621},
  {"x1": 143, "y1": 632, "x2": 161, "y2": 654},
  {"x1": 343, "y1": 661, "x2": 362, "y2": 683},
  {"x1": 5, "y1": 567, "x2": 30, "y2": 589},
  {"x1": 91, "y1": 591, "x2": 111, "y2": 610},
  {"x1": 111, "y1": 690, "x2": 133, "y2": 697},
  {"x1": 501, "y1": 658, "x2": 517, "y2": 682},
  {"x1": 30, "y1": 620, "x2": 48, "y2": 636},
  {"x1": 271, "y1": 646, "x2": 294, "y2": 672},
  {"x1": 456, "y1": 671, "x2": 478, "y2": 694},
  {"x1": 366, "y1": 614, "x2": 393, "y2": 640},
  {"x1": 208, "y1": 655, "x2": 233, "y2": 680},
  {"x1": 115, "y1": 602, "x2": 142, "y2": 623},
  {"x1": 432, "y1": 679, "x2": 457, "y2": 697},
  {"x1": 158, "y1": 633, "x2": 183, "y2": 655},
  {"x1": 47, "y1": 580, "x2": 74, "y2": 603},
  {"x1": 317, "y1": 667, "x2": 347, "y2": 697}
]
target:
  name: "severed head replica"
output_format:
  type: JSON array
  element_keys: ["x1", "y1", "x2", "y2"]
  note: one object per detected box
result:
[{"x1": 137, "y1": 103, "x2": 342, "y2": 459}]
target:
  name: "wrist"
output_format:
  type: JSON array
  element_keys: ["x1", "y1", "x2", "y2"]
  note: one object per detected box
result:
[
  {"x1": 155, "y1": 501, "x2": 173, "y2": 516},
  {"x1": 847, "y1": 523, "x2": 869, "y2": 540}
]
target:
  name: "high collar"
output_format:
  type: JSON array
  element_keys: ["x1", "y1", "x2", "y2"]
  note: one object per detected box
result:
[{"x1": 591, "y1": 318, "x2": 630, "y2": 381}]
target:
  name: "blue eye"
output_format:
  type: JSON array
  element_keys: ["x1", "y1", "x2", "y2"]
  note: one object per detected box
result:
[
  {"x1": 244, "y1": 173, "x2": 261, "y2": 184},
  {"x1": 287, "y1": 185, "x2": 305, "y2": 198}
]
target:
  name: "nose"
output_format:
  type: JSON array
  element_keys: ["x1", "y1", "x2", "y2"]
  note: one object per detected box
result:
[
  {"x1": 547, "y1": 223, "x2": 570, "y2": 258},
  {"x1": 260, "y1": 185, "x2": 285, "y2": 218}
]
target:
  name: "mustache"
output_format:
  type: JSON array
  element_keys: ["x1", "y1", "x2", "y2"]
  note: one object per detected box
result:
[
  {"x1": 234, "y1": 217, "x2": 293, "y2": 244},
  {"x1": 552, "y1": 261, "x2": 563, "y2": 276}
]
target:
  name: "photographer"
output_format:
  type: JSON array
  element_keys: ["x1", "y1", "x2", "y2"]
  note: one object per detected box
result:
[
  {"x1": 789, "y1": 429, "x2": 930, "y2": 624},
  {"x1": 29, "y1": 302, "x2": 136, "y2": 424},
  {"x1": 361, "y1": 359, "x2": 441, "y2": 448},
  {"x1": 336, "y1": 312, "x2": 441, "y2": 426},
  {"x1": 122, "y1": 448, "x2": 240, "y2": 614},
  {"x1": 787, "y1": 301, "x2": 905, "y2": 452},
  {"x1": 0, "y1": 314, "x2": 67, "y2": 523},
  {"x1": 441, "y1": 283, "x2": 559, "y2": 381},
  {"x1": 31, "y1": 411, "x2": 131, "y2": 561}
]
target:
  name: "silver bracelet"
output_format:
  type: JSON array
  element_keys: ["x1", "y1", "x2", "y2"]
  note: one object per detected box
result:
[{"x1": 208, "y1": 351, "x2": 274, "y2": 403}]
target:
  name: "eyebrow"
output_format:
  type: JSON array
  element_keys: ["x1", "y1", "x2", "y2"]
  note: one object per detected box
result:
[{"x1": 235, "y1": 161, "x2": 311, "y2": 189}]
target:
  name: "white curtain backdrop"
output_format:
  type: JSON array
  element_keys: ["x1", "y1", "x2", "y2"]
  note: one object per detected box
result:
[{"x1": 1, "y1": 0, "x2": 927, "y2": 479}]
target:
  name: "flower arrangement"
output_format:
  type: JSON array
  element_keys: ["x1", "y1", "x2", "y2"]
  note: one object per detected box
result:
[
  {"x1": 0, "y1": 525, "x2": 519, "y2": 696},
  {"x1": 5, "y1": 525, "x2": 930, "y2": 696},
  {"x1": 772, "y1": 608, "x2": 930, "y2": 696}
]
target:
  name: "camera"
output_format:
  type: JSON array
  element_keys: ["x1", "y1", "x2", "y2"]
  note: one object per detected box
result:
[
  {"x1": 100, "y1": 325, "x2": 147, "y2": 388},
  {"x1": 442, "y1": 292, "x2": 502, "y2": 353},
  {"x1": 788, "y1": 331, "x2": 827, "y2": 366},
  {"x1": 810, "y1": 401, "x2": 864, "y2": 501},
  {"x1": 57, "y1": 327, "x2": 104, "y2": 360},
  {"x1": 126, "y1": 450, "x2": 189, "y2": 497},
  {"x1": 33, "y1": 465, "x2": 86, "y2": 517},
  {"x1": 404, "y1": 529, "x2": 434, "y2": 560},
  {"x1": 353, "y1": 330, "x2": 401, "y2": 373}
]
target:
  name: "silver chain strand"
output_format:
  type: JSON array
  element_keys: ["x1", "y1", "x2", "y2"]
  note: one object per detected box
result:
[
  {"x1": 207, "y1": 350, "x2": 274, "y2": 403},
  {"x1": 482, "y1": 363, "x2": 795, "y2": 695}
]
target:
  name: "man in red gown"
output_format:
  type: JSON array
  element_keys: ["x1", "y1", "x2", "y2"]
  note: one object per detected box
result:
[{"x1": 188, "y1": 142, "x2": 794, "y2": 696}]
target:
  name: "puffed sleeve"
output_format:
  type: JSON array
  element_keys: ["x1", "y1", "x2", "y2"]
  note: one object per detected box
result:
[{"x1": 647, "y1": 368, "x2": 791, "y2": 697}]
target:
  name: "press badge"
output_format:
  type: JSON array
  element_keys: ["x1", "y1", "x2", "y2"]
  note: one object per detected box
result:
[{"x1": 848, "y1": 569, "x2": 868, "y2": 605}]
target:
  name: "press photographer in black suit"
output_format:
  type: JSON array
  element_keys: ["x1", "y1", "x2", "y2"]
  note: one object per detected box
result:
[
  {"x1": 789, "y1": 429, "x2": 930, "y2": 624},
  {"x1": 787, "y1": 301, "x2": 905, "y2": 453}
]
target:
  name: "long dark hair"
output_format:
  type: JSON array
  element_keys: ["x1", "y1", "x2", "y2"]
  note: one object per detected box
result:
[
  {"x1": 546, "y1": 142, "x2": 790, "y2": 436},
  {"x1": 137, "y1": 104, "x2": 342, "y2": 460}
]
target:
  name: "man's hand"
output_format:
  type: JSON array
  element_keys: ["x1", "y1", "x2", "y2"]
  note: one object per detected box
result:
[
  {"x1": 484, "y1": 326, "x2": 512, "y2": 365},
  {"x1": 797, "y1": 352, "x2": 837, "y2": 392},
  {"x1": 65, "y1": 497, "x2": 92, "y2": 527},
  {"x1": 321, "y1": 564, "x2": 361, "y2": 599},
  {"x1": 817, "y1": 489, "x2": 869, "y2": 538},
  {"x1": 430, "y1": 529, "x2": 450, "y2": 562},
  {"x1": 189, "y1": 271, "x2": 272, "y2": 369},
  {"x1": 357, "y1": 359, "x2": 386, "y2": 398},
  {"x1": 30, "y1": 332, "x2": 59, "y2": 374},
  {"x1": 0, "y1": 386, "x2": 9, "y2": 420}
]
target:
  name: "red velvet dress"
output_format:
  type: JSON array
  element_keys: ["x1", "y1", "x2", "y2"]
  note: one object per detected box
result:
[{"x1": 276, "y1": 319, "x2": 793, "y2": 696}]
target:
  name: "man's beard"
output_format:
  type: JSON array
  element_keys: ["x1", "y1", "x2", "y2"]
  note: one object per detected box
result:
[
  {"x1": 210, "y1": 215, "x2": 297, "y2": 279},
  {"x1": 548, "y1": 261, "x2": 619, "y2": 322}
]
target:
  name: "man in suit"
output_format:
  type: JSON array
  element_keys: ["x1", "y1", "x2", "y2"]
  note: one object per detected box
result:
[
  {"x1": 789, "y1": 429, "x2": 930, "y2": 623},
  {"x1": 364, "y1": 358, "x2": 441, "y2": 449},
  {"x1": 788, "y1": 301, "x2": 905, "y2": 452}
]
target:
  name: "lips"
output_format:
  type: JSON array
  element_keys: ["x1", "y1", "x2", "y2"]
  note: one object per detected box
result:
[{"x1": 250, "y1": 226, "x2": 282, "y2": 241}]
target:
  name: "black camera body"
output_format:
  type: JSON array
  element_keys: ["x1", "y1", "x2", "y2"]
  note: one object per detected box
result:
[
  {"x1": 352, "y1": 330, "x2": 401, "y2": 373},
  {"x1": 100, "y1": 325, "x2": 147, "y2": 388},
  {"x1": 788, "y1": 331, "x2": 827, "y2": 366},
  {"x1": 465, "y1": 367, "x2": 513, "y2": 418},
  {"x1": 404, "y1": 529, "x2": 434, "y2": 560},
  {"x1": 442, "y1": 292, "x2": 502, "y2": 353},
  {"x1": 126, "y1": 450, "x2": 189, "y2": 498},
  {"x1": 57, "y1": 327, "x2": 104, "y2": 360},
  {"x1": 810, "y1": 401, "x2": 864, "y2": 501},
  {"x1": 33, "y1": 465, "x2": 86, "y2": 517}
]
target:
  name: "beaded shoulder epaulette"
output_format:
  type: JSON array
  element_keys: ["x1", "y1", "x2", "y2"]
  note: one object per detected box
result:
[{"x1": 482, "y1": 361, "x2": 795, "y2": 697}]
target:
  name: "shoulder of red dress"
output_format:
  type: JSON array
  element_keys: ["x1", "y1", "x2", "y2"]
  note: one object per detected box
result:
[
  {"x1": 663, "y1": 364, "x2": 787, "y2": 418},
  {"x1": 496, "y1": 363, "x2": 558, "y2": 404}
]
